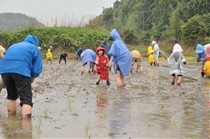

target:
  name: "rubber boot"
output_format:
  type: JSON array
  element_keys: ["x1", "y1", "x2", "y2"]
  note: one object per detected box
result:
[
  {"x1": 107, "y1": 80, "x2": 110, "y2": 86},
  {"x1": 96, "y1": 80, "x2": 100, "y2": 85}
]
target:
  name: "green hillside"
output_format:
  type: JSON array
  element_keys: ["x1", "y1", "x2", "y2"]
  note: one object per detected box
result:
[
  {"x1": 89, "y1": 0, "x2": 210, "y2": 46},
  {"x1": 0, "y1": 13, "x2": 45, "y2": 32},
  {"x1": 0, "y1": 27, "x2": 109, "y2": 53}
]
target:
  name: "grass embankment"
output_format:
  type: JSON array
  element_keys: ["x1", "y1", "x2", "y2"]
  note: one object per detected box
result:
[{"x1": 0, "y1": 27, "x2": 197, "y2": 60}]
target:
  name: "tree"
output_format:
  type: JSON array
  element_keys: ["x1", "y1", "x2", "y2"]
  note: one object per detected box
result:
[{"x1": 181, "y1": 15, "x2": 207, "y2": 44}]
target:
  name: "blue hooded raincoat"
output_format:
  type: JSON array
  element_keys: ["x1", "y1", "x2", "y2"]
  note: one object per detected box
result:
[
  {"x1": 108, "y1": 29, "x2": 132, "y2": 76},
  {"x1": 80, "y1": 49, "x2": 96, "y2": 68},
  {"x1": 196, "y1": 44, "x2": 206, "y2": 70},
  {"x1": 0, "y1": 35, "x2": 43, "y2": 78}
]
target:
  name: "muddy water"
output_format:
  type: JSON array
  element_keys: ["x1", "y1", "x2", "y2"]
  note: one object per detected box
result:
[{"x1": 0, "y1": 60, "x2": 209, "y2": 139}]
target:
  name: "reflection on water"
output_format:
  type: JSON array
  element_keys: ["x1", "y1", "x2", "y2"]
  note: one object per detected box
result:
[
  {"x1": 108, "y1": 88, "x2": 130, "y2": 138},
  {"x1": 0, "y1": 115, "x2": 32, "y2": 139}
]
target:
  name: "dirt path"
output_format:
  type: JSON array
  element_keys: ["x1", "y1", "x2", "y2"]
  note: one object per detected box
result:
[{"x1": 0, "y1": 59, "x2": 209, "y2": 139}]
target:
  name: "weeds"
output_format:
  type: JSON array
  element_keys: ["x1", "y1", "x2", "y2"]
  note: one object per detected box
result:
[
  {"x1": 67, "y1": 96, "x2": 75, "y2": 113},
  {"x1": 34, "y1": 116, "x2": 42, "y2": 138},
  {"x1": 43, "y1": 108, "x2": 49, "y2": 118}
]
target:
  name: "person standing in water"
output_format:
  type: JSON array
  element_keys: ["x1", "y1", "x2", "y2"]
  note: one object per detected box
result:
[
  {"x1": 107, "y1": 29, "x2": 132, "y2": 87},
  {"x1": 152, "y1": 41, "x2": 160, "y2": 66},
  {"x1": 0, "y1": 35, "x2": 42, "y2": 118},
  {"x1": 95, "y1": 46, "x2": 110, "y2": 85}
]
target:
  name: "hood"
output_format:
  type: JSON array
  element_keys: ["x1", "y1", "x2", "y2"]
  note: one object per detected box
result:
[
  {"x1": 148, "y1": 46, "x2": 153, "y2": 51},
  {"x1": 152, "y1": 41, "x2": 156, "y2": 45},
  {"x1": 204, "y1": 43, "x2": 210, "y2": 51},
  {"x1": 23, "y1": 35, "x2": 39, "y2": 47},
  {"x1": 173, "y1": 43, "x2": 183, "y2": 53},
  {"x1": 96, "y1": 46, "x2": 106, "y2": 55},
  {"x1": 205, "y1": 44, "x2": 210, "y2": 56},
  {"x1": 110, "y1": 29, "x2": 121, "y2": 41},
  {"x1": 196, "y1": 44, "x2": 204, "y2": 53}
]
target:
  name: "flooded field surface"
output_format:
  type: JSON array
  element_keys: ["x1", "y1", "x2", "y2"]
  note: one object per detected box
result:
[{"x1": 0, "y1": 60, "x2": 209, "y2": 139}]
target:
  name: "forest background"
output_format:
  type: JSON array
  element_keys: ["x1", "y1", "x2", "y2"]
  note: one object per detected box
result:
[{"x1": 0, "y1": 0, "x2": 210, "y2": 58}]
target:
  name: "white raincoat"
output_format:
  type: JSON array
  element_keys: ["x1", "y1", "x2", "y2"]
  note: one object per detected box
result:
[
  {"x1": 168, "y1": 44, "x2": 186, "y2": 76},
  {"x1": 152, "y1": 41, "x2": 160, "y2": 61}
]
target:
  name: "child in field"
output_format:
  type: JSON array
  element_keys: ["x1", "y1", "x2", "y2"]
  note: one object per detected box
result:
[
  {"x1": 168, "y1": 43, "x2": 186, "y2": 86},
  {"x1": 80, "y1": 49, "x2": 96, "y2": 75},
  {"x1": 130, "y1": 50, "x2": 143, "y2": 72},
  {"x1": 195, "y1": 44, "x2": 206, "y2": 77},
  {"x1": 46, "y1": 49, "x2": 53, "y2": 64},
  {"x1": 95, "y1": 46, "x2": 110, "y2": 85},
  {"x1": 147, "y1": 46, "x2": 155, "y2": 65},
  {"x1": 152, "y1": 41, "x2": 160, "y2": 66},
  {"x1": 107, "y1": 29, "x2": 132, "y2": 87},
  {"x1": 59, "y1": 49, "x2": 68, "y2": 64},
  {"x1": 203, "y1": 44, "x2": 210, "y2": 78}
]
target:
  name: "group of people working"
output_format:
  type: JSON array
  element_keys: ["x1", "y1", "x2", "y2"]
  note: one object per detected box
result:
[{"x1": 0, "y1": 28, "x2": 210, "y2": 120}]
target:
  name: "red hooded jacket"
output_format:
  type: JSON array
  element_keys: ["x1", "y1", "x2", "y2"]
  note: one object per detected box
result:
[{"x1": 95, "y1": 46, "x2": 109, "y2": 80}]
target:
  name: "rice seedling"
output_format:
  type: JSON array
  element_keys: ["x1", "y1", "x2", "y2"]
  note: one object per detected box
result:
[
  {"x1": 67, "y1": 96, "x2": 75, "y2": 113},
  {"x1": 34, "y1": 116, "x2": 43, "y2": 138},
  {"x1": 84, "y1": 120, "x2": 91, "y2": 138},
  {"x1": 43, "y1": 108, "x2": 49, "y2": 118}
]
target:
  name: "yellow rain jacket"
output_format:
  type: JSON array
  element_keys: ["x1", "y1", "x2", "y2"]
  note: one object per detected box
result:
[
  {"x1": 46, "y1": 49, "x2": 52, "y2": 60},
  {"x1": 148, "y1": 46, "x2": 155, "y2": 64},
  {"x1": 204, "y1": 61, "x2": 210, "y2": 76}
]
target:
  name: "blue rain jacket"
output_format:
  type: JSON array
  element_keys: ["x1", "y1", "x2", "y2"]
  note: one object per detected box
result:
[
  {"x1": 80, "y1": 49, "x2": 96, "y2": 67},
  {"x1": 196, "y1": 44, "x2": 206, "y2": 70},
  {"x1": 0, "y1": 35, "x2": 43, "y2": 78},
  {"x1": 108, "y1": 29, "x2": 132, "y2": 76}
]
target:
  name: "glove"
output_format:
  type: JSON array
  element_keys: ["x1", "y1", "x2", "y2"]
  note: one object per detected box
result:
[{"x1": 183, "y1": 61, "x2": 186, "y2": 65}]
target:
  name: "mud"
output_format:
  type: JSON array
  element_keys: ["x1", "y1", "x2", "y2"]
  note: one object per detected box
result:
[{"x1": 0, "y1": 59, "x2": 209, "y2": 139}]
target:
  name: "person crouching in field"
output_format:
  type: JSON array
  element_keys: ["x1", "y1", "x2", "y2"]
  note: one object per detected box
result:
[
  {"x1": 203, "y1": 44, "x2": 210, "y2": 78},
  {"x1": 80, "y1": 49, "x2": 96, "y2": 75},
  {"x1": 168, "y1": 43, "x2": 186, "y2": 86},
  {"x1": 147, "y1": 46, "x2": 155, "y2": 66},
  {"x1": 95, "y1": 46, "x2": 110, "y2": 85},
  {"x1": 196, "y1": 44, "x2": 206, "y2": 77},
  {"x1": 130, "y1": 50, "x2": 143, "y2": 72},
  {"x1": 59, "y1": 49, "x2": 68, "y2": 64},
  {"x1": 159, "y1": 50, "x2": 168, "y2": 60},
  {"x1": 46, "y1": 49, "x2": 53, "y2": 64},
  {"x1": 107, "y1": 29, "x2": 132, "y2": 87}
]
